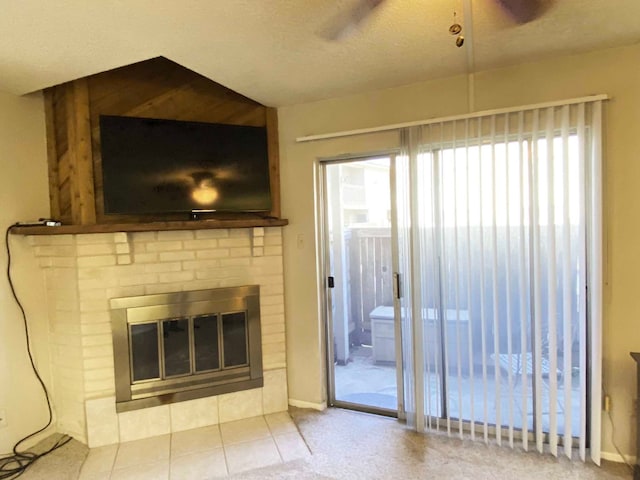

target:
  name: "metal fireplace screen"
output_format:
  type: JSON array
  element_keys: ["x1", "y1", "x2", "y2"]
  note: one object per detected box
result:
[{"x1": 110, "y1": 286, "x2": 263, "y2": 412}]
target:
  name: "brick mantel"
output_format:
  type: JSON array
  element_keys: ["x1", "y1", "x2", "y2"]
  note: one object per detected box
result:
[{"x1": 27, "y1": 226, "x2": 287, "y2": 446}]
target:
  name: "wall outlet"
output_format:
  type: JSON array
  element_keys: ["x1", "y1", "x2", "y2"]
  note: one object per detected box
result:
[{"x1": 0, "y1": 409, "x2": 7, "y2": 428}]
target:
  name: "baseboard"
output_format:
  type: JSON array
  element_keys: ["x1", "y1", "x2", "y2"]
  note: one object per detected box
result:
[
  {"x1": 601, "y1": 450, "x2": 636, "y2": 464},
  {"x1": 288, "y1": 398, "x2": 327, "y2": 411}
]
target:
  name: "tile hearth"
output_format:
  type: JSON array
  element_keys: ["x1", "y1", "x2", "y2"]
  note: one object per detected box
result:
[{"x1": 78, "y1": 412, "x2": 310, "y2": 479}]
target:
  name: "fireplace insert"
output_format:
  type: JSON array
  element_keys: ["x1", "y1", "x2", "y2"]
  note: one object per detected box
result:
[{"x1": 110, "y1": 286, "x2": 263, "y2": 412}]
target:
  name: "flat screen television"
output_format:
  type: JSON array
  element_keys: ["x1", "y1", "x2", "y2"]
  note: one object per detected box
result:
[{"x1": 99, "y1": 115, "x2": 272, "y2": 216}]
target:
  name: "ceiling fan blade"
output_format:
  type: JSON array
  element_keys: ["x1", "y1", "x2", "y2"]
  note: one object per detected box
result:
[
  {"x1": 321, "y1": 0, "x2": 387, "y2": 41},
  {"x1": 494, "y1": 0, "x2": 551, "y2": 24}
]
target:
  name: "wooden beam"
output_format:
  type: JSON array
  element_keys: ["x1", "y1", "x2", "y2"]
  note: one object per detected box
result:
[
  {"x1": 43, "y1": 88, "x2": 61, "y2": 220},
  {"x1": 266, "y1": 107, "x2": 281, "y2": 219},
  {"x1": 65, "y1": 79, "x2": 96, "y2": 224}
]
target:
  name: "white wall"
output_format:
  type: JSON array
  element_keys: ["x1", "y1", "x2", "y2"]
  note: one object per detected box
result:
[
  {"x1": 0, "y1": 91, "x2": 52, "y2": 453},
  {"x1": 279, "y1": 43, "x2": 640, "y2": 459}
]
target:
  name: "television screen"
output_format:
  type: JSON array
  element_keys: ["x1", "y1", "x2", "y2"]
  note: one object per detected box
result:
[{"x1": 99, "y1": 115, "x2": 272, "y2": 215}]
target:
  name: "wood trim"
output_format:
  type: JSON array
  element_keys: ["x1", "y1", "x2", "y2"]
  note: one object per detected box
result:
[
  {"x1": 266, "y1": 107, "x2": 281, "y2": 219},
  {"x1": 10, "y1": 218, "x2": 288, "y2": 235},
  {"x1": 43, "y1": 88, "x2": 61, "y2": 219},
  {"x1": 66, "y1": 79, "x2": 96, "y2": 224}
]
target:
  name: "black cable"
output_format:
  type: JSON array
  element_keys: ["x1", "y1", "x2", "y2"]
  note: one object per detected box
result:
[{"x1": 0, "y1": 224, "x2": 71, "y2": 479}]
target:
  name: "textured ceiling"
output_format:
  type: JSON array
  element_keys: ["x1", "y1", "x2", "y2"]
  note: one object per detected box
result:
[{"x1": 1, "y1": 0, "x2": 639, "y2": 107}]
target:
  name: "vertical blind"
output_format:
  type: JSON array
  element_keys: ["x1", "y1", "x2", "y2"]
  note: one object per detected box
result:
[{"x1": 397, "y1": 99, "x2": 603, "y2": 463}]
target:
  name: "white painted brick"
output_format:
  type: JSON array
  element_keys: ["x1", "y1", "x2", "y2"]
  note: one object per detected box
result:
[
  {"x1": 83, "y1": 345, "x2": 114, "y2": 358},
  {"x1": 261, "y1": 294, "x2": 284, "y2": 306},
  {"x1": 158, "y1": 271, "x2": 194, "y2": 283},
  {"x1": 77, "y1": 255, "x2": 117, "y2": 268},
  {"x1": 84, "y1": 356, "x2": 114, "y2": 370},
  {"x1": 80, "y1": 299, "x2": 109, "y2": 313},
  {"x1": 252, "y1": 247, "x2": 264, "y2": 257},
  {"x1": 264, "y1": 227, "x2": 282, "y2": 236},
  {"x1": 182, "y1": 279, "x2": 221, "y2": 291},
  {"x1": 133, "y1": 252, "x2": 159, "y2": 263},
  {"x1": 115, "y1": 243, "x2": 130, "y2": 254},
  {"x1": 253, "y1": 260, "x2": 283, "y2": 275},
  {"x1": 144, "y1": 241, "x2": 183, "y2": 252},
  {"x1": 262, "y1": 342, "x2": 286, "y2": 355},
  {"x1": 229, "y1": 228, "x2": 250, "y2": 238},
  {"x1": 230, "y1": 247, "x2": 251, "y2": 257},
  {"x1": 253, "y1": 236, "x2": 265, "y2": 247},
  {"x1": 47, "y1": 257, "x2": 77, "y2": 268},
  {"x1": 130, "y1": 232, "x2": 157, "y2": 242},
  {"x1": 76, "y1": 233, "x2": 118, "y2": 245},
  {"x1": 263, "y1": 353, "x2": 286, "y2": 369},
  {"x1": 84, "y1": 367, "x2": 114, "y2": 381},
  {"x1": 78, "y1": 266, "x2": 117, "y2": 280},
  {"x1": 144, "y1": 262, "x2": 182, "y2": 273},
  {"x1": 261, "y1": 304, "x2": 285, "y2": 316},
  {"x1": 261, "y1": 313, "x2": 285, "y2": 326},
  {"x1": 159, "y1": 251, "x2": 195, "y2": 262},
  {"x1": 118, "y1": 273, "x2": 158, "y2": 287},
  {"x1": 81, "y1": 322, "x2": 113, "y2": 335},
  {"x1": 264, "y1": 245, "x2": 283, "y2": 256},
  {"x1": 117, "y1": 255, "x2": 132, "y2": 265},
  {"x1": 27, "y1": 234, "x2": 74, "y2": 246},
  {"x1": 252, "y1": 227, "x2": 265, "y2": 237},
  {"x1": 105, "y1": 286, "x2": 145, "y2": 299},
  {"x1": 261, "y1": 283, "x2": 284, "y2": 296},
  {"x1": 219, "y1": 258, "x2": 251, "y2": 267},
  {"x1": 145, "y1": 282, "x2": 185, "y2": 295},
  {"x1": 195, "y1": 249, "x2": 230, "y2": 260},
  {"x1": 262, "y1": 333, "x2": 286, "y2": 345},
  {"x1": 53, "y1": 298, "x2": 80, "y2": 312},
  {"x1": 183, "y1": 239, "x2": 218, "y2": 250},
  {"x1": 80, "y1": 312, "x2": 111, "y2": 325},
  {"x1": 264, "y1": 235, "x2": 282, "y2": 246},
  {"x1": 38, "y1": 258, "x2": 53, "y2": 267},
  {"x1": 262, "y1": 323, "x2": 285, "y2": 335},
  {"x1": 195, "y1": 229, "x2": 229, "y2": 239},
  {"x1": 254, "y1": 274, "x2": 284, "y2": 286},
  {"x1": 84, "y1": 378, "x2": 116, "y2": 395},
  {"x1": 81, "y1": 334, "x2": 112, "y2": 347},
  {"x1": 218, "y1": 237, "x2": 251, "y2": 248},
  {"x1": 77, "y1": 244, "x2": 116, "y2": 256},
  {"x1": 34, "y1": 245, "x2": 76, "y2": 257},
  {"x1": 157, "y1": 230, "x2": 194, "y2": 241},
  {"x1": 78, "y1": 289, "x2": 108, "y2": 301},
  {"x1": 183, "y1": 259, "x2": 224, "y2": 270},
  {"x1": 113, "y1": 232, "x2": 128, "y2": 244},
  {"x1": 50, "y1": 322, "x2": 82, "y2": 335},
  {"x1": 219, "y1": 278, "x2": 250, "y2": 287}
]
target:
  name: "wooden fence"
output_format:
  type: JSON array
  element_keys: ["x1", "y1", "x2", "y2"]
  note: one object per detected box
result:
[{"x1": 346, "y1": 227, "x2": 393, "y2": 345}]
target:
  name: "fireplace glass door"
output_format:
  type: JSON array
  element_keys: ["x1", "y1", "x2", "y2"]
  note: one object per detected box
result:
[{"x1": 129, "y1": 311, "x2": 249, "y2": 385}]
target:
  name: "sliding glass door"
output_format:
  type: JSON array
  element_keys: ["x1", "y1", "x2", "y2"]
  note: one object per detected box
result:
[
  {"x1": 323, "y1": 156, "x2": 402, "y2": 415},
  {"x1": 313, "y1": 98, "x2": 602, "y2": 462}
]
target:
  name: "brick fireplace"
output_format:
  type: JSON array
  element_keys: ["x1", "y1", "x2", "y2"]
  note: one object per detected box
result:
[{"x1": 27, "y1": 226, "x2": 287, "y2": 447}]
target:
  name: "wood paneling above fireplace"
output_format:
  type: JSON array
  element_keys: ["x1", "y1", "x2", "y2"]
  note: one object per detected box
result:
[{"x1": 43, "y1": 57, "x2": 281, "y2": 227}]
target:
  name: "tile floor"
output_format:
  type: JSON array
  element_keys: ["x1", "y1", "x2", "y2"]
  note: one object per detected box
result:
[{"x1": 77, "y1": 412, "x2": 310, "y2": 480}]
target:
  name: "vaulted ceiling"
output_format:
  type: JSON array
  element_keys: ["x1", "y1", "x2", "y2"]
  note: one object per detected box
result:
[{"x1": 1, "y1": 0, "x2": 639, "y2": 107}]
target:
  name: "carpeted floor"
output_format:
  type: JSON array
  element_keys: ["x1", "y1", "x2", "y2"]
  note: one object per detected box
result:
[{"x1": 13, "y1": 407, "x2": 633, "y2": 479}]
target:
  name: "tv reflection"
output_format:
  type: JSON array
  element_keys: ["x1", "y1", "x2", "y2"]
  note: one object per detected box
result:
[{"x1": 190, "y1": 171, "x2": 219, "y2": 206}]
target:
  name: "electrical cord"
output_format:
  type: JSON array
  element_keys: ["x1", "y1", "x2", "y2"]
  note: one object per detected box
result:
[
  {"x1": 0, "y1": 224, "x2": 71, "y2": 479},
  {"x1": 602, "y1": 387, "x2": 634, "y2": 473}
]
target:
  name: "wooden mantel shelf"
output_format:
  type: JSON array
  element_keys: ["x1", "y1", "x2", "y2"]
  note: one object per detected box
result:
[{"x1": 10, "y1": 218, "x2": 289, "y2": 236}]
